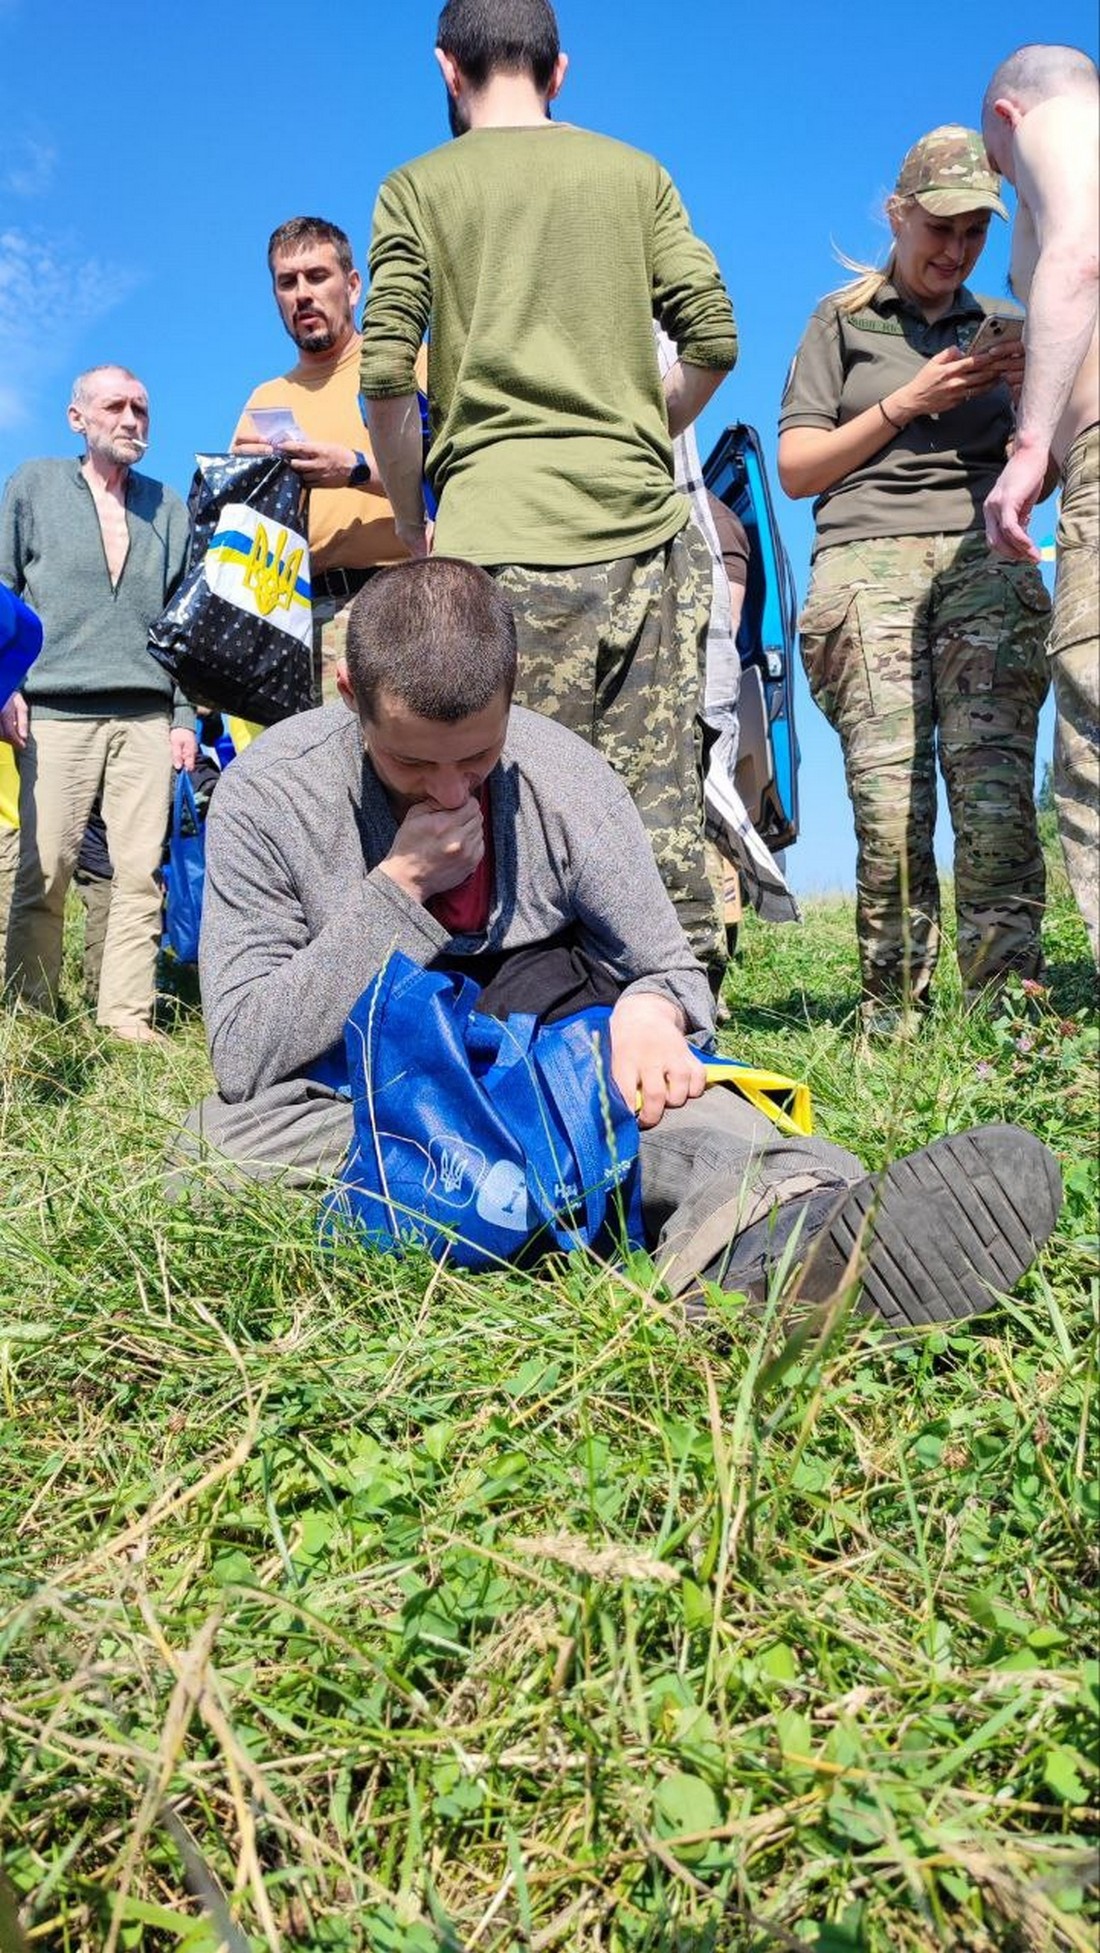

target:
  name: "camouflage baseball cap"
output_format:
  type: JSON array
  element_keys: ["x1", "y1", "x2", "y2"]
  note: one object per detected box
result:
[{"x1": 895, "y1": 125, "x2": 1008, "y2": 219}]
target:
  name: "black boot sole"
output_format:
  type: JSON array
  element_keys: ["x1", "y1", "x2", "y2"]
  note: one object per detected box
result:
[{"x1": 795, "y1": 1124, "x2": 1063, "y2": 1329}]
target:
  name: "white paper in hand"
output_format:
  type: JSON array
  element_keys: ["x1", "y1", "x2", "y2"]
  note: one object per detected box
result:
[{"x1": 249, "y1": 407, "x2": 309, "y2": 446}]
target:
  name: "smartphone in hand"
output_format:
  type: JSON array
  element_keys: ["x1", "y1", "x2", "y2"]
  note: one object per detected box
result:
[{"x1": 967, "y1": 315, "x2": 1025, "y2": 358}]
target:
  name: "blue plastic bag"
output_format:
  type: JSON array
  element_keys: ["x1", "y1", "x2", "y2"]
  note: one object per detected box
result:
[
  {"x1": 0, "y1": 584, "x2": 43, "y2": 711},
  {"x1": 162, "y1": 770, "x2": 206, "y2": 964},
  {"x1": 323, "y1": 951, "x2": 645, "y2": 1269}
]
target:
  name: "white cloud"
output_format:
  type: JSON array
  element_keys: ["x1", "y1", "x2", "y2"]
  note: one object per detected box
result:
[
  {"x1": 3, "y1": 136, "x2": 57, "y2": 198},
  {"x1": 0, "y1": 228, "x2": 140, "y2": 430}
]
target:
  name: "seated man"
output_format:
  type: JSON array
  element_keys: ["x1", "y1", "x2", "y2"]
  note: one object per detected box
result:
[{"x1": 178, "y1": 558, "x2": 1061, "y2": 1325}]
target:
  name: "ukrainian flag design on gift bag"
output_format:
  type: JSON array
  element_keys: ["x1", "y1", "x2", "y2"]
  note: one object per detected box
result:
[{"x1": 149, "y1": 453, "x2": 315, "y2": 725}]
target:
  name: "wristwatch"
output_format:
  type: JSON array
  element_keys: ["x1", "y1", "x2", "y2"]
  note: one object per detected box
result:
[{"x1": 347, "y1": 451, "x2": 372, "y2": 487}]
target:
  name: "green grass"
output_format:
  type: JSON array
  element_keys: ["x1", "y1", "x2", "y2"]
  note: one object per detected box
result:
[{"x1": 0, "y1": 857, "x2": 1096, "y2": 1951}]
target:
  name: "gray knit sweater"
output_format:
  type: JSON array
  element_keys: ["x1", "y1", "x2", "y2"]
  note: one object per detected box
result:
[
  {"x1": 201, "y1": 702, "x2": 715, "y2": 1102},
  {"x1": 0, "y1": 457, "x2": 191, "y2": 724}
]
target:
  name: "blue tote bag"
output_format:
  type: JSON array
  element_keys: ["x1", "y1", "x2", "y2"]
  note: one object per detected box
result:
[
  {"x1": 162, "y1": 770, "x2": 206, "y2": 965},
  {"x1": 323, "y1": 952, "x2": 645, "y2": 1270},
  {"x1": 0, "y1": 584, "x2": 43, "y2": 711}
]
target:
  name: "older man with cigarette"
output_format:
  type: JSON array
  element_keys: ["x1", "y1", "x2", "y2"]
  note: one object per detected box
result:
[{"x1": 0, "y1": 364, "x2": 193, "y2": 1039}]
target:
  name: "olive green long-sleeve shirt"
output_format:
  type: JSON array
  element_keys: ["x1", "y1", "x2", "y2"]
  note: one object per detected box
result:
[{"x1": 361, "y1": 125, "x2": 737, "y2": 566}]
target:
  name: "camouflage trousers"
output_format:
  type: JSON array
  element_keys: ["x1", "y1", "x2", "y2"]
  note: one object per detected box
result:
[
  {"x1": 492, "y1": 524, "x2": 725, "y2": 984},
  {"x1": 1050, "y1": 423, "x2": 1099, "y2": 964},
  {"x1": 312, "y1": 584, "x2": 368, "y2": 704},
  {"x1": 800, "y1": 532, "x2": 1051, "y2": 1006}
]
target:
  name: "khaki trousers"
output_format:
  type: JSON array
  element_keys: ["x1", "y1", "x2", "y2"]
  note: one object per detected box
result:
[
  {"x1": 5, "y1": 714, "x2": 173, "y2": 1030},
  {"x1": 1, "y1": 824, "x2": 111, "y2": 997},
  {"x1": 0, "y1": 823, "x2": 16, "y2": 952}
]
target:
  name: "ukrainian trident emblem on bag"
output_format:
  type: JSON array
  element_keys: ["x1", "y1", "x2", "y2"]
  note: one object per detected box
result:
[{"x1": 149, "y1": 453, "x2": 315, "y2": 725}]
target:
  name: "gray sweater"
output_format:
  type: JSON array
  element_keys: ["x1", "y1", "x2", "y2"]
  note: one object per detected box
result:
[
  {"x1": 0, "y1": 457, "x2": 191, "y2": 724},
  {"x1": 201, "y1": 702, "x2": 715, "y2": 1102}
]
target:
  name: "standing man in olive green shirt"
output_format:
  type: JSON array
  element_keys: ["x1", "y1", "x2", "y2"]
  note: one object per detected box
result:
[{"x1": 361, "y1": 0, "x2": 737, "y2": 986}]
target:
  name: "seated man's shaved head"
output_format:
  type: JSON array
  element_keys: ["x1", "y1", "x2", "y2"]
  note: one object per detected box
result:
[{"x1": 344, "y1": 557, "x2": 517, "y2": 724}]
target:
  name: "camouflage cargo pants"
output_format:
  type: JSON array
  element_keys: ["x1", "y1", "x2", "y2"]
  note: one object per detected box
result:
[
  {"x1": 1050, "y1": 423, "x2": 1099, "y2": 965},
  {"x1": 799, "y1": 532, "x2": 1050, "y2": 1007},
  {"x1": 312, "y1": 587, "x2": 359, "y2": 705},
  {"x1": 492, "y1": 524, "x2": 725, "y2": 984}
]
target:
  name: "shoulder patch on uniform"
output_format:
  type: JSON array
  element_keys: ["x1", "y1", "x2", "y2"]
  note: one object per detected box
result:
[{"x1": 845, "y1": 313, "x2": 906, "y2": 338}]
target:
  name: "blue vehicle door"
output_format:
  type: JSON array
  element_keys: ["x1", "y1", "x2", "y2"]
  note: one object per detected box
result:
[{"x1": 703, "y1": 424, "x2": 800, "y2": 853}]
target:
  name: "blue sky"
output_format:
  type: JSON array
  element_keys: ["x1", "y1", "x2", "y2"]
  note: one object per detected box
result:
[{"x1": 1, "y1": 0, "x2": 1094, "y2": 892}]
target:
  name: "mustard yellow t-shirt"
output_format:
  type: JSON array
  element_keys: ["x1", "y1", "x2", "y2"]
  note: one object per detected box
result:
[{"x1": 233, "y1": 337, "x2": 427, "y2": 574}]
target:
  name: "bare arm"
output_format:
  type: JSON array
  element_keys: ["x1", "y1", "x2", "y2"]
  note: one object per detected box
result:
[
  {"x1": 779, "y1": 343, "x2": 1023, "y2": 498},
  {"x1": 1012, "y1": 99, "x2": 1099, "y2": 458},
  {"x1": 364, "y1": 394, "x2": 428, "y2": 558},
  {"x1": 985, "y1": 99, "x2": 1099, "y2": 559},
  {"x1": 663, "y1": 359, "x2": 727, "y2": 438},
  {"x1": 780, "y1": 403, "x2": 904, "y2": 501},
  {"x1": 360, "y1": 173, "x2": 433, "y2": 556}
]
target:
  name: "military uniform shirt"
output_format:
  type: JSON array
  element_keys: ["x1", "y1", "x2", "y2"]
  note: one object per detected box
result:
[
  {"x1": 779, "y1": 281, "x2": 1021, "y2": 554},
  {"x1": 361, "y1": 124, "x2": 737, "y2": 567}
]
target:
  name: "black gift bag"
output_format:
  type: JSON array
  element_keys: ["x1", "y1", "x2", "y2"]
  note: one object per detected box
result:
[{"x1": 149, "y1": 454, "x2": 315, "y2": 725}]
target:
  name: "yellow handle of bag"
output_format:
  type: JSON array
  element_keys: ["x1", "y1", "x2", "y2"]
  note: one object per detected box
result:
[
  {"x1": 633, "y1": 1048, "x2": 813, "y2": 1138},
  {"x1": 697, "y1": 1051, "x2": 814, "y2": 1138}
]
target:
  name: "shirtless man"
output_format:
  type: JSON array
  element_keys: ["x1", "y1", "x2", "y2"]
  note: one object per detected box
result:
[{"x1": 982, "y1": 45, "x2": 1100, "y2": 962}]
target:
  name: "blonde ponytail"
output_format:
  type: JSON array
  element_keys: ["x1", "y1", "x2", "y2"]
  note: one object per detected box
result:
[
  {"x1": 826, "y1": 195, "x2": 907, "y2": 316},
  {"x1": 829, "y1": 253, "x2": 898, "y2": 316}
]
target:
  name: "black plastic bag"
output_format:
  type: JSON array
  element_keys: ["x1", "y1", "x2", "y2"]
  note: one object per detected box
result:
[{"x1": 149, "y1": 454, "x2": 315, "y2": 725}]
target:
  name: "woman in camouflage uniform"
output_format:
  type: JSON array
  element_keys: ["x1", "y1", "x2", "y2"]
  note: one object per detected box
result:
[{"x1": 779, "y1": 127, "x2": 1052, "y2": 1034}]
